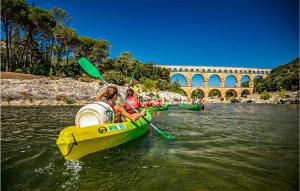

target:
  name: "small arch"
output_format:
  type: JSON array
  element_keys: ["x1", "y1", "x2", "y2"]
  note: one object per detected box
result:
[
  {"x1": 172, "y1": 68, "x2": 177, "y2": 72},
  {"x1": 261, "y1": 71, "x2": 264, "y2": 74},
  {"x1": 253, "y1": 71, "x2": 256, "y2": 74},
  {"x1": 178, "y1": 68, "x2": 183, "y2": 72},
  {"x1": 229, "y1": 70, "x2": 233, "y2": 73},
  {"x1": 171, "y1": 73, "x2": 187, "y2": 86},
  {"x1": 218, "y1": 69, "x2": 222, "y2": 73},
  {"x1": 257, "y1": 71, "x2": 260, "y2": 74},
  {"x1": 184, "y1": 68, "x2": 188, "y2": 72},
  {"x1": 208, "y1": 74, "x2": 221, "y2": 87},
  {"x1": 234, "y1": 70, "x2": 238, "y2": 73},
  {"x1": 225, "y1": 89, "x2": 238, "y2": 98},
  {"x1": 244, "y1": 70, "x2": 247, "y2": 74},
  {"x1": 239, "y1": 70, "x2": 243, "y2": 73},
  {"x1": 266, "y1": 71, "x2": 269, "y2": 74},
  {"x1": 191, "y1": 89, "x2": 205, "y2": 99},
  {"x1": 202, "y1": 69, "x2": 205, "y2": 73},
  {"x1": 224, "y1": 70, "x2": 228, "y2": 73},
  {"x1": 191, "y1": 74, "x2": 205, "y2": 86},
  {"x1": 196, "y1": 69, "x2": 199, "y2": 72},
  {"x1": 207, "y1": 69, "x2": 211, "y2": 73},
  {"x1": 213, "y1": 69, "x2": 217, "y2": 73},
  {"x1": 190, "y1": 69, "x2": 194, "y2": 72},
  {"x1": 225, "y1": 75, "x2": 237, "y2": 87},
  {"x1": 248, "y1": 70, "x2": 251, "y2": 74},
  {"x1": 208, "y1": 89, "x2": 222, "y2": 98}
]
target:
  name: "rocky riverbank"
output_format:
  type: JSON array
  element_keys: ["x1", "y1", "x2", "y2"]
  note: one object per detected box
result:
[
  {"x1": 1, "y1": 74, "x2": 299, "y2": 106},
  {"x1": 1, "y1": 77, "x2": 187, "y2": 106}
]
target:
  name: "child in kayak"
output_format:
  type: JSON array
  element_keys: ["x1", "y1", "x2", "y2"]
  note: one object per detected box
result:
[
  {"x1": 125, "y1": 88, "x2": 142, "y2": 114},
  {"x1": 96, "y1": 86, "x2": 146, "y2": 122}
]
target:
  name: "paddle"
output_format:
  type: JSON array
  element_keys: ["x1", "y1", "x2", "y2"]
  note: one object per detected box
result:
[
  {"x1": 78, "y1": 57, "x2": 176, "y2": 140},
  {"x1": 128, "y1": 63, "x2": 138, "y2": 87}
]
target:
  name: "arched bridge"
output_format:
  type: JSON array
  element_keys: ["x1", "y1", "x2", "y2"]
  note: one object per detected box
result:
[{"x1": 158, "y1": 65, "x2": 272, "y2": 98}]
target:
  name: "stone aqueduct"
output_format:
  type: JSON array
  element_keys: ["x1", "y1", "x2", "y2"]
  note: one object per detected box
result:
[{"x1": 158, "y1": 65, "x2": 272, "y2": 98}]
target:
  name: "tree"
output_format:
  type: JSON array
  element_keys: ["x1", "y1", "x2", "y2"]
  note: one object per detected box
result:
[
  {"x1": 1, "y1": 0, "x2": 28, "y2": 71},
  {"x1": 102, "y1": 70, "x2": 125, "y2": 86}
]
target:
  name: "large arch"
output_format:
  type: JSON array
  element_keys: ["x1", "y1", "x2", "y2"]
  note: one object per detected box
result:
[
  {"x1": 171, "y1": 73, "x2": 187, "y2": 86},
  {"x1": 208, "y1": 74, "x2": 221, "y2": 87},
  {"x1": 224, "y1": 75, "x2": 237, "y2": 87},
  {"x1": 240, "y1": 75, "x2": 250, "y2": 87},
  {"x1": 225, "y1": 89, "x2": 238, "y2": 97},
  {"x1": 191, "y1": 74, "x2": 205, "y2": 86},
  {"x1": 191, "y1": 89, "x2": 205, "y2": 99},
  {"x1": 208, "y1": 89, "x2": 222, "y2": 98}
]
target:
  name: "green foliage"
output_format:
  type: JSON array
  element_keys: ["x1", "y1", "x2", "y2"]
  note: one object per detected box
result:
[
  {"x1": 102, "y1": 70, "x2": 125, "y2": 86},
  {"x1": 191, "y1": 89, "x2": 204, "y2": 99},
  {"x1": 15, "y1": 68, "x2": 23, "y2": 73},
  {"x1": 141, "y1": 77, "x2": 157, "y2": 91},
  {"x1": 156, "y1": 79, "x2": 171, "y2": 90},
  {"x1": 241, "y1": 81, "x2": 249, "y2": 87},
  {"x1": 260, "y1": 90, "x2": 271, "y2": 100},
  {"x1": 254, "y1": 57, "x2": 299, "y2": 92},
  {"x1": 242, "y1": 94, "x2": 248, "y2": 98},
  {"x1": 209, "y1": 89, "x2": 220, "y2": 97},
  {"x1": 278, "y1": 89, "x2": 286, "y2": 98}
]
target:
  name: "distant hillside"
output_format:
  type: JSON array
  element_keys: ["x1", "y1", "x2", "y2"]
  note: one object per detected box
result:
[{"x1": 254, "y1": 57, "x2": 299, "y2": 93}]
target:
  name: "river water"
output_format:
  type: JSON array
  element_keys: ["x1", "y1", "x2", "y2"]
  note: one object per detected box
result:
[{"x1": 1, "y1": 104, "x2": 299, "y2": 191}]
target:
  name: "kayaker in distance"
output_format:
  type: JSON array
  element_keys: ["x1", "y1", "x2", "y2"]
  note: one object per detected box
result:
[
  {"x1": 125, "y1": 88, "x2": 142, "y2": 114},
  {"x1": 95, "y1": 86, "x2": 147, "y2": 122},
  {"x1": 144, "y1": 99, "x2": 153, "y2": 108},
  {"x1": 154, "y1": 98, "x2": 162, "y2": 107}
]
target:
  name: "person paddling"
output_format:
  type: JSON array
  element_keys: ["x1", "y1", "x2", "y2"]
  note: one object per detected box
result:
[
  {"x1": 154, "y1": 98, "x2": 162, "y2": 107},
  {"x1": 144, "y1": 99, "x2": 153, "y2": 108},
  {"x1": 125, "y1": 88, "x2": 142, "y2": 114},
  {"x1": 95, "y1": 86, "x2": 146, "y2": 122}
]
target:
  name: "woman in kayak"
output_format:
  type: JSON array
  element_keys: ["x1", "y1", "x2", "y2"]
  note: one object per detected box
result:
[
  {"x1": 125, "y1": 88, "x2": 142, "y2": 114},
  {"x1": 96, "y1": 86, "x2": 146, "y2": 122}
]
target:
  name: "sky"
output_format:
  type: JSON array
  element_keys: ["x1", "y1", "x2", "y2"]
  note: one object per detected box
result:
[{"x1": 26, "y1": 0, "x2": 299, "y2": 86}]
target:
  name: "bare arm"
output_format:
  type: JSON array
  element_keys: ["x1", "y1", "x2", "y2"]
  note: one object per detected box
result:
[
  {"x1": 116, "y1": 106, "x2": 146, "y2": 121},
  {"x1": 95, "y1": 91, "x2": 105, "y2": 102}
]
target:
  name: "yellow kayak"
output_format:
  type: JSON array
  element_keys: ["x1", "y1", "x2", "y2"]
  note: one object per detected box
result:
[{"x1": 56, "y1": 110, "x2": 152, "y2": 160}]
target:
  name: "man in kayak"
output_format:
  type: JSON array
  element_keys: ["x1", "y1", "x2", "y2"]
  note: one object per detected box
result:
[
  {"x1": 125, "y1": 88, "x2": 142, "y2": 114},
  {"x1": 96, "y1": 86, "x2": 146, "y2": 122}
]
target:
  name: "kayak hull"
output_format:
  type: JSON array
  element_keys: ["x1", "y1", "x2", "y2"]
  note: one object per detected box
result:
[
  {"x1": 56, "y1": 110, "x2": 152, "y2": 160},
  {"x1": 147, "y1": 104, "x2": 169, "y2": 112}
]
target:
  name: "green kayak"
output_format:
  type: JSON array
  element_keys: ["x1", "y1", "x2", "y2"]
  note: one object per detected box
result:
[
  {"x1": 179, "y1": 103, "x2": 203, "y2": 111},
  {"x1": 188, "y1": 104, "x2": 201, "y2": 111},
  {"x1": 178, "y1": 103, "x2": 188, "y2": 108},
  {"x1": 147, "y1": 104, "x2": 169, "y2": 112}
]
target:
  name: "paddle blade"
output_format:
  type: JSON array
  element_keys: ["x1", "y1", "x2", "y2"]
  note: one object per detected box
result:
[
  {"x1": 78, "y1": 57, "x2": 104, "y2": 81},
  {"x1": 150, "y1": 123, "x2": 176, "y2": 140}
]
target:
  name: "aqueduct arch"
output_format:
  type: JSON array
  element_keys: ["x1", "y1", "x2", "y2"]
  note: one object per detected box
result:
[{"x1": 162, "y1": 65, "x2": 271, "y2": 98}]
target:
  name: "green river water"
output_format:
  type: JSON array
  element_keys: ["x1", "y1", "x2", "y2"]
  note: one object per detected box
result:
[{"x1": 1, "y1": 104, "x2": 299, "y2": 191}]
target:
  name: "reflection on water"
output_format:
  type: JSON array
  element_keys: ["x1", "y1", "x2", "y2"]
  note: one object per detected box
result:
[{"x1": 1, "y1": 104, "x2": 299, "y2": 191}]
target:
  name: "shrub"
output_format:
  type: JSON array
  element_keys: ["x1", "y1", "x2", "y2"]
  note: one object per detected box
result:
[
  {"x1": 278, "y1": 89, "x2": 286, "y2": 98},
  {"x1": 141, "y1": 77, "x2": 156, "y2": 91},
  {"x1": 15, "y1": 68, "x2": 23, "y2": 73},
  {"x1": 260, "y1": 91, "x2": 271, "y2": 100},
  {"x1": 65, "y1": 99, "x2": 75, "y2": 104},
  {"x1": 242, "y1": 94, "x2": 248, "y2": 98},
  {"x1": 156, "y1": 79, "x2": 171, "y2": 90},
  {"x1": 103, "y1": 70, "x2": 125, "y2": 86}
]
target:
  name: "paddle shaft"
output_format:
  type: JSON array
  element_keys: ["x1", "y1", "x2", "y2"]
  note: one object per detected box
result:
[
  {"x1": 101, "y1": 79, "x2": 160, "y2": 132},
  {"x1": 128, "y1": 64, "x2": 138, "y2": 87}
]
